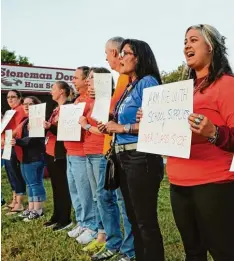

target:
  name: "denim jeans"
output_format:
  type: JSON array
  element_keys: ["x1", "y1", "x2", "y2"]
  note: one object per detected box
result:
[
  {"x1": 117, "y1": 150, "x2": 165, "y2": 261},
  {"x1": 20, "y1": 161, "x2": 46, "y2": 202},
  {"x1": 116, "y1": 189, "x2": 135, "y2": 258},
  {"x1": 97, "y1": 156, "x2": 135, "y2": 257},
  {"x1": 4, "y1": 148, "x2": 25, "y2": 194},
  {"x1": 86, "y1": 154, "x2": 104, "y2": 233},
  {"x1": 67, "y1": 155, "x2": 96, "y2": 231}
]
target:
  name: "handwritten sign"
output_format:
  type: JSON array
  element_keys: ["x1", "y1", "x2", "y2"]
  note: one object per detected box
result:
[
  {"x1": 29, "y1": 103, "x2": 46, "y2": 137},
  {"x1": 2, "y1": 130, "x2": 12, "y2": 160},
  {"x1": 230, "y1": 156, "x2": 234, "y2": 172},
  {"x1": 1, "y1": 110, "x2": 16, "y2": 133},
  {"x1": 57, "y1": 103, "x2": 86, "y2": 141},
  {"x1": 137, "y1": 80, "x2": 193, "y2": 159},
  {"x1": 91, "y1": 73, "x2": 112, "y2": 123}
]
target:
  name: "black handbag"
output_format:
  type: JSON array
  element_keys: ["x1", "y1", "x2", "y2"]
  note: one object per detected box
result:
[
  {"x1": 104, "y1": 80, "x2": 139, "y2": 191},
  {"x1": 104, "y1": 142, "x2": 119, "y2": 190}
]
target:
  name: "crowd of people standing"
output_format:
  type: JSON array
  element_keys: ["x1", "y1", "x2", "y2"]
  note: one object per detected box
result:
[{"x1": 1, "y1": 24, "x2": 234, "y2": 261}]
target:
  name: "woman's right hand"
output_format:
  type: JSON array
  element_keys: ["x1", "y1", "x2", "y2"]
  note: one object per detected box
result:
[
  {"x1": 44, "y1": 121, "x2": 51, "y2": 129},
  {"x1": 136, "y1": 108, "x2": 143, "y2": 122},
  {"x1": 11, "y1": 138, "x2": 16, "y2": 146}
]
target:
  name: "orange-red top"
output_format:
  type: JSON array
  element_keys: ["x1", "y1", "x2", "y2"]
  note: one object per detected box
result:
[
  {"x1": 83, "y1": 98, "x2": 105, "y2": 155},
  {"x1": 45, "y1": 107, "x2": 59, "y2": 157},
  {"x1": 4, "y1": 104, "x2": 27, "y2": 132},
  {"x1": 1, "y1": 104, "x2": 27, "y2": 149},
  {"x1": 167, "y1": 75, "x2": 234, "y2": 186},
  {"x1": 64, "y1": 94, "x2": 88, "y2": 157}
]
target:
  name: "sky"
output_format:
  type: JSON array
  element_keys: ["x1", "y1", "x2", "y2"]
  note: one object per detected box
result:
[{"x1": 1, "y1": 0, "x2": 234, "y2": 76}]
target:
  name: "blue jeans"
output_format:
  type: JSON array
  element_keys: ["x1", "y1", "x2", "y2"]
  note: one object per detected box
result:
[
  {"x1": 97, "y1": 156, "x2": 135, "y2": 258},
  {"x1": 20, "y1": 161, "x2": 46, "y2": 202},
  {"x1": 86, "y1": 154, "x2": 104, "y2": 233},
  {"x1": 67, "y1": 155, "x2": 96, "y2": 231},
  {"x1": 4, "y1": 148, "x2": 25, "y2": 194}
]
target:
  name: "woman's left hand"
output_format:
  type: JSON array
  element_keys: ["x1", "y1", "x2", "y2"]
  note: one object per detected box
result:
[
  {"x1": 79, "y1": 116, "x2": 88, "y2": 128},
  {"x1": 105, "y1": 121, "x2": 124, "y2": 134},
  {"x1": 188, "y1": 113, "x2": 216, "y2": 138}
]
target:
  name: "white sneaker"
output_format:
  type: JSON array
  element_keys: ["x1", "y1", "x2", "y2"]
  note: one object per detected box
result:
[
  {"x1": 76, "y1": 228, "x2": 96, "y2": 245},
  {"x1": 68, "y1": 224, "x2": 84, "y2": 238}
]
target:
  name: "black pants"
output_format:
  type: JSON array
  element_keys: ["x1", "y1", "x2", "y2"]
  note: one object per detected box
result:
[
  {"x1": 116, "y1": 150, "x2": 165, "y2": 261},
  {"x1": 170, "y1": 182, "x2": 234, "y2": 261},
  {"x1": 46, "y1": 154, "x2": 71, "y2": 225}
]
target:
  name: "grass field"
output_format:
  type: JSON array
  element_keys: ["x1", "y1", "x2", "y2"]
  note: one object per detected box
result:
[{"x1": 1, "y1": 169, "x2": 212, "y2": 261}]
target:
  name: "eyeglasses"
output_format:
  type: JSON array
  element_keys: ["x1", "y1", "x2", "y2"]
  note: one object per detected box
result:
[
  {"x1": 7, "y1": 96, "x2": 17, "y2": 99},
  {"x1": 119, "y1": 50, "x2": 135, "y2": 58}
]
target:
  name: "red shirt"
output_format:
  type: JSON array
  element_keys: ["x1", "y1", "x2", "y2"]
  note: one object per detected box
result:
[
  {"x1": 1, "y1": 104, "x2": 26, "y2": 149},
  {"x1": 83, "y1": 98, "x2": 105, "y2": 155},
  {"x1": 167, "y1": 75, "x2": 234, "y2": 186},
  {"x1": 5, "y1": 104, "x2": 27, "y2": 131},
  {"x1": 64, "y1": 94, "x2": 88, "y2": 157},
  {"x1": 45, "y1": 108, "x2": 59, "y2": 157}
]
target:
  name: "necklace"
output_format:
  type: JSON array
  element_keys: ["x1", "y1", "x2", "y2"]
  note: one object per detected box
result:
[{"x1": 193, "y1": 77, "x2": 207, "y2": 95}]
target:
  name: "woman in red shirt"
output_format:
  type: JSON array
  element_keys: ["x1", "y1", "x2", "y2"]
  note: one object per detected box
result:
[
  {"x1": 167, "y1": 24, "x2": 234, "y2": 260},
  {"x1": 3, "y1": 89, "x2": 26, "y2": 213},
  {"x1": 43, "y1": 81, "x2": 72, "y2": 231}
]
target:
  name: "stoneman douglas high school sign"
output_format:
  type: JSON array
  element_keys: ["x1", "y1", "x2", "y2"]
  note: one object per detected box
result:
[{"x1": 1, "y1": 65, "x2": 75, "y2": 92}]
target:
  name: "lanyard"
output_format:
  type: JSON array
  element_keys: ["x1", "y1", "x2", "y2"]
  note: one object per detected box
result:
[{"x1": 113, "y1": 79, "x2": 139, "y2": 122}]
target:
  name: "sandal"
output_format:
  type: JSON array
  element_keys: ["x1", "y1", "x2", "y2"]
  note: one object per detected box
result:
[{"x1": 5, "y1": 208, "x2": 24, "y2": 216}]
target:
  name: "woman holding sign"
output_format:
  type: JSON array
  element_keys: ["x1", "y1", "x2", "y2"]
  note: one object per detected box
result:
[
  {"x1": 99, "y1": 40, "x2": 165, "y2": 261},
  {"x1": 2, "y1": 89, "x2": 26, "y2": 214},
  {"x1": 11, "y1": 96, "x2": 46, "y2": 221},
  {"x1": 166, "y1": 25, "x2": 234, "y2": 260},
  {"x1": 43, "y1": 81, "x2": 72, "y2": 231}
]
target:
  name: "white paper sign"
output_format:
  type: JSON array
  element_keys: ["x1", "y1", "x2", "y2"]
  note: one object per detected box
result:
[
  {"x1": 91, "y1": 73, "x2": 112, "y2": 123},
  {"x1": 1, "y1": 110, "x2": 16, "y2": 133},
  {"x1": 29, "y1": 103, "x2": 46, "y2": 137},
  {"x1": 57, "y1": 103, "x2": 86, "y2": 141},
  {"x1": 137, "y1": 80, "x2": 193, "y2": 159},
  {"x1": 2, "y1": 130, "x2": 12, "y2": 160},
  {"x1": 230, "y1": 156, "x2": 234, "y2": 172}
]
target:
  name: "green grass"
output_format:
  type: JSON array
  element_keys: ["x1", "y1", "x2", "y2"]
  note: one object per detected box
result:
[{"x1": 1, "y1": 169, "x2": 212, "y2": 261}]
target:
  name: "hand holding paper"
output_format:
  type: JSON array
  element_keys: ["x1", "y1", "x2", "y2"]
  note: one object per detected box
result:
[
  {"x1": 29, "y1": 103, "x2": 46, "y2": 137},
  {"x1": 2, "y1": 130, "x2": 13, "y2": 160},
  {"x1": 91, "y1": 73, "x2": 112, "y2": 123},
  {"x1": 137, "y1": 80, "x2": 193, "y2": 159}
]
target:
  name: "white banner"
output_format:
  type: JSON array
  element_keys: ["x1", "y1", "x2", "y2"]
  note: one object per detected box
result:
[
  {"x1": 1, "y1": 110, "x2": 16, "y2": 133},
  {"x1": 2, "y1": 130, "x2": 12, "y2": 160},
  {"x1": 230, "y1": 156, "x2": 234, "y2": 172},
  {"x1": 57, "y1": 103, "x2": 86, "y2": 141},
  {"x1": 29, "y1": 103, "x2": 46, "y2": 137},
  {"x1": 137, "y1": 80, "x2": 193, "y2": 159},
  {"x1": 91, "y1": 73, "x2": 112, "y2": 123},
  {"x1": 1, "y1": 65, "x2": 75, "y2": 92}
]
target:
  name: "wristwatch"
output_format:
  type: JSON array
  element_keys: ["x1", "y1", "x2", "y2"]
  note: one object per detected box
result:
[
  {"x1": 123, "y1": 123, "x2": 131, "y2": 133},
  {"x1": 85, "y1": 124, "x2": 92, "y2": 131}
]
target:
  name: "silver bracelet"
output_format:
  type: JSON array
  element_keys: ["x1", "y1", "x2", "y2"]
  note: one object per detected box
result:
[{"x1": 208, "y1": 126, "x2": 219, "y2": 144}]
